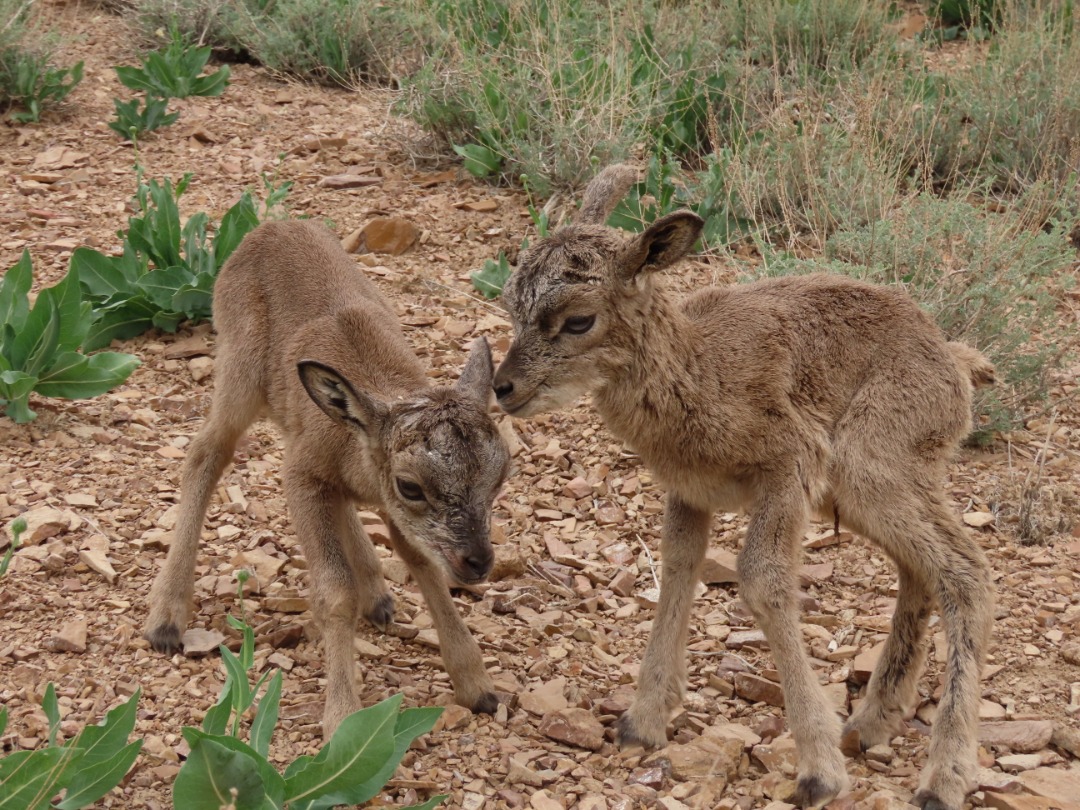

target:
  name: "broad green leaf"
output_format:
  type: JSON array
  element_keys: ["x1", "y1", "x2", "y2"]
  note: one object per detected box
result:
[
  {"x1": 281, "y1": 753, "x2": 314, "y2": 781},
  {"x1": 182, "y1": 729, "x2": 285, "y2": 809},
  {"x1": 310, "y1": 706, "x2": 442, "y2": 809},
  {"x1": 55, "y1": 741, "x2": 141, "y2": 809},
  {"x1": 453, "y1": 143, "x2": 501, "y2": 178},
  {"x1": 470, "y1": 253, "x2": 511, "y2": 299},
  {"x1": 0, "y1": 250, "x2": 32, "y2": 332},
  {"x1": 171, "y1": 275, "x2": 214, "y2": 321},
  {"x1": 62, "y1": 688, "x2": 140, "y2": 768},
  {"x1": 0, "y1": 747, "x2": 72, "y2": 810},
  {"x1": 138, "y1": 266, "x2": 195, "y2": 311},
  {"x1": 214, "y1": 194, "x2": 259, "y2": 268},
  {"x1": 38, "y1": 269, "x2": 93, "y2": 355},
  {"x1": 82, "y1": 297, "x2": 158, "y2": 351},
  {"x1": 249, "y1": 671, "x2": 281, "y2": 758},
  {"x1": 151, "y1": 309, "x2": 186, "y2": 333},
  {"x1": 0, "y1": 370, "x2": 37, "y2": 423},
  {"x1": 219, "y1": 646, "x2": 252, "y2": 723},
  {"x1": 36, "y1": 352, "x2": 139, "y2": 399},
  {"x1": 114, "y1": 65, "x2": 156, "y2": 95},
  {"x1": 10, "y1": 290, "x2": 59, "y2": 377},
  {"x1": 0, "y1": 707, "x2": 7, "y2": 737},
  {"x1": 70, "y1": 247, "x2": 138, "y2": 300},
  {"x1": 173, "y1": 736, "x2": 266, "y2": 810},
  {"x1": 282, "y1": 694, "x2": 401, "y2": 809},
  {"x1": 202, "y1": 682, "x2": 234, "y2": 736},
  {"x1": 43, "y1": 683, "x2": 60, "y2": 747},
  {"x1": 192, "y1": 65, "x2": 230, "y2": 97}
]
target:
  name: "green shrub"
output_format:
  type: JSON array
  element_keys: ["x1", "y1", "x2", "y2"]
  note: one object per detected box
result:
[
  {"x1": 116, "y1": 36, "x2": 230, "y2": 99},
  {"x1": 0, "y1": 0, "x2": 83, "y2": 121},
  {"x1": 174, "y1": 596, "x2": 446, "y2": 809},
  {"x1": 70, "y1": 172, "x2": 282, "y2": 348},
  {"x1": 108, "y1": 94, "x2": 179, "y2": 140},
  {"x1": 0, "y1": 684, "x2": 142, "y2": 808},
  {"x1": 0, "y1": 252, "x2": 140, "y2": 424}
]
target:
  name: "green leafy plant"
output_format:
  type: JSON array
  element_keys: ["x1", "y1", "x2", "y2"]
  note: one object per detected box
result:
[
  {"x1": 471, "y1": 252, "x2": 513, "y2": 299},
  {"x1": 71, "y1": 172, "x2": 278, "y2": 349},
  {"x1": 0, "y1": 684, "x2": 142, "y2": 809},
  {"x1": 0, "y1": 516, "x2": 26, "y2": 578},
  {"x1": 116, "y1": 36, "x2": 230, "y2": 99},
  {"x1": 108, "y1": 95, "x2": 179, "y2": 140},
  {"x1": 2, "y1": 54, "x2": 83, "y2": 123},
  {"x1": 174, "y1": 596, "x2": 446, "y2": 809},
  {"x1": 0, "y1": 252, "x2": 140, "y2": 424}
]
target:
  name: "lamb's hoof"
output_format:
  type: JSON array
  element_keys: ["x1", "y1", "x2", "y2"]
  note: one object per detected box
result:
[
  {"x1": 364, "y1": 593, "x2": 394, "y2": 631},
  {"x1": 146, "y1": 623, "x2": 183, "y2": 654},
  {"x1": 470, "y1": 692, "x2": 499, "y2": 715},
  {"x1": 789, "y1": 775, "x2": 844, "y2": 810},
  {"x1": 615, "y1": 714, "x2": 665, "y2": 750},
  {"x1": 912, "y1": 789, "x2": 956, "y2": 810}
]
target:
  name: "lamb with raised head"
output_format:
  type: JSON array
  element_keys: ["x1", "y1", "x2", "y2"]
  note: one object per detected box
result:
[
  {"x1": 492, "y1": 165, "x2": 994, "y2": 810},
  {"x1": 145, "y1": 220, "x2": 511, "y2": 736}
]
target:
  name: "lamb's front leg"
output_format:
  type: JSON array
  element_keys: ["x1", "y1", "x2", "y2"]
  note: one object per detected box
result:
[
  {"x1": 617, "y1": 496, "x2": 711, "y2": 748},
  {"x1": 739, "y1": 481, "x2": 848, "y2": 809},
  {"x1": 388, "y1": 522, "x2": 498, "y2": 714}
]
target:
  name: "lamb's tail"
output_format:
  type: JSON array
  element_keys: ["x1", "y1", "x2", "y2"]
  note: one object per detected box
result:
[{"x1": 948, "y1": 342, "x2": 996, "y2": 389}]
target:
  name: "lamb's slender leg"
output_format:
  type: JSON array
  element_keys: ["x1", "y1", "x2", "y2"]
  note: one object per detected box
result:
[
  {"x1": 145, "y1": 372, "x2": 261, "y2": 652},
  {"x1": 337, "y1": 504, "x2": 394, "y2": 630},
  {"x1": 617, "y1": 496, "x2": 711, "y2": 748},
  {"x1": 843, "y1": 563, "x2": 932, "y2": 747},
  {"x1": 841, "y1": 480, "x2": 991, "y2": 810},
  {"x1": 387, "y1": 522, "x2": 498, "y2": 713},
  {"x1": 738, "y1": 481, "x2": 848, "y2": 809},
  {"x1": 284, "y1": 471, "x2": 363, "y2": 737}
]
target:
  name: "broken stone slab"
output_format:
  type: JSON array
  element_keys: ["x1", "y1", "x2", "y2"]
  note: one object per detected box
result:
[
  {"x1": 735, "y1": 673, "x2": 785, "y2": 707},
  {"x1": 700, "y1": 549, "x2": 739, "y2": 585},
  {"x1": 350, "y1": 217, "x2": 419, "y2": 256},
  {"x1": 79, "y1": 535, "x2": 117, "y2": 583},
  {"x1": 519, "y1": 677, "x2": 569, "y2": 716},
  {"x1": 15, "y1": 506, "x2": 73, "y2": 545},
  {"x1": 752, "y1": 734, "x2": 799, "y2": 777},
  {"x1": 980, "y1": 721, "x2": 1055, "y2": 753},
  {"x1": 181, "y1": 628, "x2": 225, "y2": 656},
  {"x1": 997, "y1": 754, "x2": 1045, "y2": 773},
  {"x1": 644, "y1": 734, "x2": 742, "y2": 781},
  {"x1": 47, "y1": 618, "x2": 87, "y2": 653},
  {"x1": 703, "y1": 721, "x2": 762, "y2": 749},
  {"x1": 1016, "y1": 766, "x2": 1080, "y2": 808},
  {"x1": 537, "y1": 708, "x2": 604, "y2": 751},
  {"x1": 853, "y1": 640, "x2": 887, "y2": 683}
]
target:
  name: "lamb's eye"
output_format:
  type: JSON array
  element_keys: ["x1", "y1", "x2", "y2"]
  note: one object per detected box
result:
[
  {"x1": 561, "y1": 315, "x2": 595, "y2": 335},
  {"x1": 396, "y1": 479, "x2": 425, "y2": 502}
]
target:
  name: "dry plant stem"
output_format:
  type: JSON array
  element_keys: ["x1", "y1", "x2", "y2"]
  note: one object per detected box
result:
[
  {"x1": 494, "y1": 164, "x2": 996, "y2": 810},
  {"x1": 145, "y1": 220, "x2": 510, "y2": 737}
]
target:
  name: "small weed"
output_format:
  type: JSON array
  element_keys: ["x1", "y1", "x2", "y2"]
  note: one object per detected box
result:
[
  {"x1": 0, "y1": 0, "x2": 83, "y2": 121},
  {"x1": 0, "y1": 516, "x2": 25, "y2": 576},
  {"x1": 0, "y1": 252, "x2": 140, "y2": 424},
  {"x1": 115, "y1": 34, "x2": 230, "y2": 99},
  {"x1": 108, "y1": 94, "x2": 179, "y2": 140}
]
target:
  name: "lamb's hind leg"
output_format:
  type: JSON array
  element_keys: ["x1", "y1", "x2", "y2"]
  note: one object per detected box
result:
[
  {"x1": 617, "y1": 496, "x2": 711, "y2": 749},
  {"x1": 739, "y1": 480, "x2": 848, "y2": 809},
  {"x1": 843, "y1": 486, "x2": 991, "y2": 810},
  {"x1": 145, "y1": 372, "x2": 261, "y2": 652},
  {"x1": 843, "y1": 562, "x2": 932, "y2": 748}
]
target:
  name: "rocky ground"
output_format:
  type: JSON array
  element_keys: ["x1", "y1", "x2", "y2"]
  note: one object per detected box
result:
[{"x1": 2, "y1": 4, "x2": 1080, "y2": 809}]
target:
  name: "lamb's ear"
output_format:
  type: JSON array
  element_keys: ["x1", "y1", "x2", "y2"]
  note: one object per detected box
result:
[
  {"x1": 620, "y1": 211, "x2": 705, "y2": 280},
  {"x1": 297, "y1": 360, "x2": 389, "y2": 438},
  {"x1": 455, "y1": 337, "x2": 494, "y2": 404},
  {"x1": 576, "y1": 164, "x2": 639, "y2": 225}
]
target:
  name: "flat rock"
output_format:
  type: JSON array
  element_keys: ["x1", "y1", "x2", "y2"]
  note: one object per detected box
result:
[
  {"x1": 980, "y1": 721, "x2": 1055, "y2": 753},
  {"x1": 537, "y1": 708, "x2": 604, "y2": 750},
  {"x1": 508, "y1": 760, "x2": 544, "y2": 787},
  {"x1": 353, "y1": 217, "x2": 419, "y2": 255},
  {"x1": 646, "y1": 734, "x2": 742, "y2": 781},
  {"x1": 79, "y1": 535, "x2": 116, "y2": 583},
  {"x1": 520, "y1": 677, "x2": 569, "y2": 716},
  {"x1": 232, "y1": 549, "x2": 284, "y2": 585},
  {"x1": 48, "y1": 618, "x2": 87, "y2": 653},
  {"x1": 700, "y1": 549, "x2": 739, "y2": 584},
  {"x1": 704, "y1": 722, "x2": 761, "y2": 749},
  {"x1": 17, "y1": 506, "x2": 71, "y2": 544},
  {"x1": 1017, "y1": 766, "x2": 1080, "y2": 808},
  {"x1": 752, "y1": 734, "x2": 799, "y2": 777},
  {"x1": 318, "y1": 173, "x2": 381, "y2": 190},
  {"x1": 727, "y1": 629, "x2": 769, "y2": 650},
  {"x1": 983, "y1": 795, "x2": 1067, "y2": 810},
  {"x1": 181, "y1": 628, "x2": 225, "y2": 656},
  {"x1": 433, "y1": 704, "x2": 472, "y2": 732},
  {"x1": 853, "y1": 640, "x2": 887, "y2": 683},
  {"x1": 735, "y1": 672, "x2": 785, "y2": 707},
  {"x1": 997, "y1": 754, "x2": 1045, "y2": 773}
]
